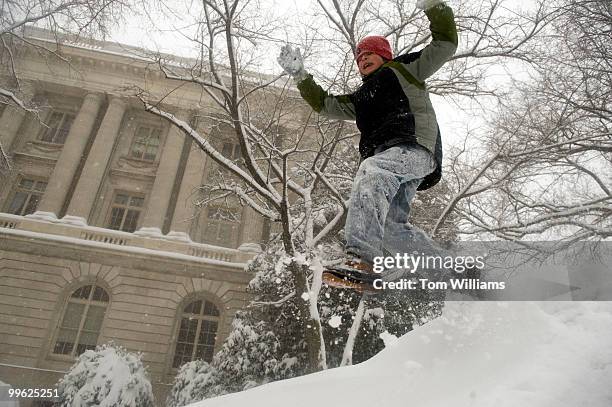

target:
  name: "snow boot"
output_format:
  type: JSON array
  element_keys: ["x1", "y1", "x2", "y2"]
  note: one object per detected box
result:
[{"x1": 322, "y1": 258, "x2": 379, "y2": 293}]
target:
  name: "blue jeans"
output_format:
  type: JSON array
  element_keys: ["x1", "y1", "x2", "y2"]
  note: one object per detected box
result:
[{"x1": 344, "y1": 143, "x2": 439, "y2": 264}]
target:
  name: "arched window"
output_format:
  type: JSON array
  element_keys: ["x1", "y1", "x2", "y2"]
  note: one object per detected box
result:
[
  {"x1": 53, "y1": 284, "x2": 109, "y2": 356},
  {"x1": 172, "y1": 299, "x2": 220, "y2": 368}
]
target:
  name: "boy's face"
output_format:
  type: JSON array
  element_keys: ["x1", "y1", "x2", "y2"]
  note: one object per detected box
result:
[{"x1": 357, "y1": 52, "x2": 385, "y2": 76}]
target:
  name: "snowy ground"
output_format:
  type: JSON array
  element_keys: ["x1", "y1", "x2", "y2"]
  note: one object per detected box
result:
[{"x1": 189, "y1": 301, "x2": 612, "y2": 407}]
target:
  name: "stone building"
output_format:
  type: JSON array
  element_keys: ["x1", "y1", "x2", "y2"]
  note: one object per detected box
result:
[{"x1": 0, "y1": 27, "x2": 284, "y2": 405}]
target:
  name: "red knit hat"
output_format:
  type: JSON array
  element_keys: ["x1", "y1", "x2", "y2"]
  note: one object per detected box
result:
[{"x1": 355, "y1": 36, "x2": 393, "y2": 62}]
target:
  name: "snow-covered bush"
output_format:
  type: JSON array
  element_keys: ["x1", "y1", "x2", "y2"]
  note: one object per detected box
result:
[
  {"x1": 57, "y1": 342, "x2": 154, "y2": 407},
  {"x1": 167, "y1": 242, "x2": 444, "y2": 405},
  {"x1": 167, "y1": 312, "x2": 299, "y2": 406},
  {"x1": 166, "y1": 360, "x2": 220, "y2": 407},
  {"x1": 213, "y1": 318, "x2": 288, "y2": 387}
]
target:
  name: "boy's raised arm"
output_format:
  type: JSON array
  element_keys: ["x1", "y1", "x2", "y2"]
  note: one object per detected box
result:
[
  {"x1": 297, "y1": 75, "x2": 356, "y2": 121},
  {"x1": 400, "y1": 1, "x2": 458, "y2": 83},
  {"x1": 277, "y1": 44, "x2": 356, "y2": 121}
]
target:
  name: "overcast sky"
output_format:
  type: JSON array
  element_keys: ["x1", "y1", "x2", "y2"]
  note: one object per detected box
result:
[{"x1": 109, "y1": 0, "x2": 518, "y2": 151}]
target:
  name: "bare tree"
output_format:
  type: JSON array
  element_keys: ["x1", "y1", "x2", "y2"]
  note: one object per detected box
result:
[
  {"x1": 128, "y1": 0, "x2": 575, "y2": 373},
  {"x1": 131, "y1": 0, "x2": 366, "y2": 372},
  {"x1": 0, "y1": 0, "x2": 128, "y2": 172},
  {"x1": 432, "y1": 0, "x2": 611, "y2": 247}
]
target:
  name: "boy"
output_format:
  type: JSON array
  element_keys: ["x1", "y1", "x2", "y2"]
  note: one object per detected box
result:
[{"x1": 278, "y1": 0, "x2": 457, "y2": 288}]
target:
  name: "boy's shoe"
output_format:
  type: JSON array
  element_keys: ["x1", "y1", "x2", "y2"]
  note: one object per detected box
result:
[
  {"x1": 322, "y1": 272, "x2": 375, "y2": 293},
  {"x1": 322, "y1": 258, "x2": 379, "y2": 293}
]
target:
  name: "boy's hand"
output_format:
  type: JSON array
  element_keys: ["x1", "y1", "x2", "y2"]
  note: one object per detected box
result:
[
  {"x1": 278, "y1": 45, "x2": 307, "y2": 81},
  {"x1": 416, "y1": 0, "x2": 445, "y2": 10}
]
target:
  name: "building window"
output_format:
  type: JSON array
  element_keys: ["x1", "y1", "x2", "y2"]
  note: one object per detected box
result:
[
  {"x1": 220, "y1": 141, "x2": 243, "y2": 172},
  {"x1": 53, "y1": 284, "x2": 109, "y2": 357},
  {"x1": 221, "y1": 141, "x2": 241, "y2": 161},
  {"x1": 6, "y1": 178, "x2": 47, "y2": 215},
  {"x1": 202, "y1": 206, "x2": 240, "y2": 247},
  {"x1": 107, "y1": 193, "x2": 144, "y2": 232},
  {"x1": 173, "y1": 299, "x2": 220, "y2": 368},
  {"x1": 130, "y1": 126, "x2": 161, "y2": 161},
  {"x1": 208, "y1": 140, "x2": 243, "y2": 178},
  {"x1": 40, "y1": 111, "x2": 75, "y2": 144}
]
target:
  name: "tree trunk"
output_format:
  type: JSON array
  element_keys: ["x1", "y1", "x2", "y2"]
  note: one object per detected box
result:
[
  {"x1": 341, "y1": 297, "x2": 366, "y2": 366},
  {"x1": 279, "y1": 202, "x2": 326, "y2": 372},
  {"x1": 291, "y1": 262, "x2": 327, "y2": 373}
]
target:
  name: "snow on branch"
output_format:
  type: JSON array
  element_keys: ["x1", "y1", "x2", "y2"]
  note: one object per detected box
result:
[
  {"x1": 340, "y1": 297, "x2": 365, "y2": 367},
  {"x1": 237, "y1": 74, "x2": 285, "y2": 106},
  {"x1": 248, "y1": 291, "x2": 295, "y2": 308},
  {"x1": 312, "y1": 184, "x2": 347, "y2": 242},
  {"x1": 1, "y1": 1, "x2": 81, "y2": 35},
  {"x1": 155, "y1": 61, "x2": 233, "y2": 99},
  {"x1": 233, "y1": 107, "x2": 286, "y2": 199},
  {"x1": 211, "y1": 183, "x2": 280, "y2": 221},
  {"x1": 0, "y1": 88, "x2": 37, "y2": 113},
  {"x1": 470, "y1": 200, "x2": 612, "y2": 236},
  {"x1": 138, "y1": 97, "x2": 282, "y2": 207}
]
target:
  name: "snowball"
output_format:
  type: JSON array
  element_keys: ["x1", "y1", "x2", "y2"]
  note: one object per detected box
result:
[{"x1": 328, "y1": 315, "x2": 342, "y2": 328}]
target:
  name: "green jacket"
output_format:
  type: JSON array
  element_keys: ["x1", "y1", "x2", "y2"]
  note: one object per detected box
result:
[{"x1": 297, "y1": 4, "x2": 457, "y2": 190}]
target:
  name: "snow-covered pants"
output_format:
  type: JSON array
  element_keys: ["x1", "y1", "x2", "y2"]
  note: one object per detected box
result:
[{"x1": 344, "y1": 143, "x2": 437, "y2": 264}]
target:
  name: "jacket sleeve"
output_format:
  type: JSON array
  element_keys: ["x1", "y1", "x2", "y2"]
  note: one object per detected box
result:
[
  {"x1": 297, "y1": 74, "x2": 356, "y2": 121},
  {"x1": 400, "y1": 4, "x2": 458, "y2": 83}
]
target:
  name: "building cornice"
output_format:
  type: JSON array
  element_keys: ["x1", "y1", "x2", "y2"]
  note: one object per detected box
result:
[
  {"x1": 0, "y1": 213, "x2": 255, "y2": 283},
  {"x1": 20, "y1": 26, "x2": 301, "y2": 103},
  {"x1": 13, "y1": 150, "x2": 58, "y2": 166}
]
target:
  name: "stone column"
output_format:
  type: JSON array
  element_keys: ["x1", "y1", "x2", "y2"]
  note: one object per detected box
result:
[
  {"x1": 32, "y1": 93, "x2": 104, "y2": 220},
  {"x1": 0, "y1": 83, "x2": 35, "y2": 152},
  {"x1": 239, "y1": 206, "x2": 264, "y2": 247},
  {"x1": 165, "y1": 142, "x2": 207, "y2": 241},
  {"x1": 134, "y1": 111, "x2": 191, "y2": 238},
  {"x1": 0, "y1": 81, "x2": 36, "y2": 153},
  {"x1": 0, "y1": 106, "x2": 28, "y2": 152},
  {"x1": 63, "y1": 96, "x2": 127, "y2": 226}
]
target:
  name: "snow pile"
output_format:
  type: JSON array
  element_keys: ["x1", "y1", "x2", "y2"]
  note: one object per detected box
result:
[
  {"x1": 378, "y1": 330, "x2": 399, "y2": 347},
  {"x1": 57, "y1": 343, "x2": 154, "y2": 407},
  {"x1": 189, "y1": 301, "x2": 612, "y2": 407}
]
